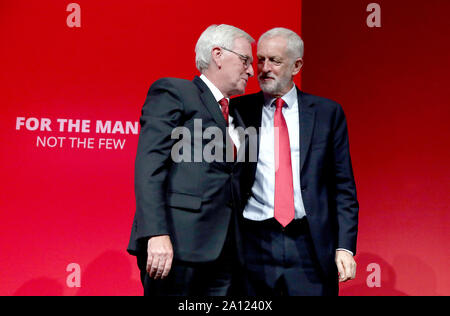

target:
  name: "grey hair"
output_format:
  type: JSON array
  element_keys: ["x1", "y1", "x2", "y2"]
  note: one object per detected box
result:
[
  {"x1": 259, "y1": 27, "x2": 304, "y2": 60},
  {"x1": 195, "y1": 24, "x2": 254, "y2": 72}
]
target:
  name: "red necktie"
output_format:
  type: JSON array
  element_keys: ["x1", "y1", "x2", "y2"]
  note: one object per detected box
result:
[
  {"x1": 274, "y1": 98, "x2": 295, "y2": 227},
  {"x1": 219, "y1": 98, "x2": 237, "y2": 160}
]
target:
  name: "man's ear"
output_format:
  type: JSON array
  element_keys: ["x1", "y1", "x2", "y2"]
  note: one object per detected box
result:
[
  {"x1": 292, "y1": 58, "x2": 303, "y2": 76},
  {"x1": 211, "y1": 47, "x2": 223, "y2": 69}
]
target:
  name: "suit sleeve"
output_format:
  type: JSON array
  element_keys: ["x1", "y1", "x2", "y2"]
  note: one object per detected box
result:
[
  {"x1": 332, "y1": 104, "x2": 359, "y2": 255},
  {"x1": 134, "y1": 78, "x2": 184, "y2": 242}
]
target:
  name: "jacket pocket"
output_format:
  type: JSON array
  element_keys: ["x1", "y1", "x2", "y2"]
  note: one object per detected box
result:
[{"x1": 167, "y1": 192, "x2": 202, "y2": 212}]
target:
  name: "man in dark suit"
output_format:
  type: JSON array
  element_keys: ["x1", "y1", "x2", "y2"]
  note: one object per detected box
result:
[
  {"x1": 127, "y1": 24, "x2": 254, "y2": 296},
  {"x1": 231, "y1": 27, "x2": 359, "y2": 296}
]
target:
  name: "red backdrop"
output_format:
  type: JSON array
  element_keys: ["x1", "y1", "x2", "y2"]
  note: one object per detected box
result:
[
  {"x1": 0, "y1": 0, "x2": 448, "y2": 296},
  {"x1": 302, "y1": 0, "x2": 450, "y2": 296}
]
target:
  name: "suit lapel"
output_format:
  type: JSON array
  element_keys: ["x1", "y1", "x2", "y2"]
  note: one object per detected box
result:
[
  {"x1": 229, "y1": 108, "x2": 247, "y2": 166},
  {"x1": 228, "y1": 92, "x2": 264, "y2": 171},
  {"x1": 297, "y1": 88, "x2": 315, "y2": 173},
  {"x1": 230, "y1": 93, "x2": 263, "y2": 166},
  {"x1": 250, "y1": 92, "x2": 264, "y2": 160},
  {"x1": 193, "y1": 76, "x2": 228, "y2": 136}
]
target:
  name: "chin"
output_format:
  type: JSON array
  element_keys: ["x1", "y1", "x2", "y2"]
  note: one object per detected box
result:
[{"x1": 259, "y1": 83, "x2": 277, "y2": 95}]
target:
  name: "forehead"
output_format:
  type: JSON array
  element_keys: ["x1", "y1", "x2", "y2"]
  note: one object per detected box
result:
[{"x1": 257, "y1": 36, "x2": 288, "y2": 57}]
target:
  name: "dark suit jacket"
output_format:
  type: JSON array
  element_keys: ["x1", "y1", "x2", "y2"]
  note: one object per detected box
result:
[
  {"x1": 231, "y1": 87, "x2": 359, "y2": 279},
  {"x1": 127, "y1": 76, "x2": 247, "y2": 263}
]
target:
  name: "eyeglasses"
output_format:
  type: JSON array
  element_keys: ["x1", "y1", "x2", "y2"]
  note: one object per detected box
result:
[{"x1": 221, "y1": 47, "x2": 253, "y2": 68}]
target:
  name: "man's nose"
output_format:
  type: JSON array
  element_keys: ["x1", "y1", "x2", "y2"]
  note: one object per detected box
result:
[{"x1": 262, "y1": 60, "x2": 271, "y2": 73}]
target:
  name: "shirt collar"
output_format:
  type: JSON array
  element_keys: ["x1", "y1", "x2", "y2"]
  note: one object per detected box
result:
[
  {"x1": 263, "y1": 84, "x2": 297, "y2": 109},
  {"x1": 200, "y1": 74, "x2": 228, "y2": 103}
]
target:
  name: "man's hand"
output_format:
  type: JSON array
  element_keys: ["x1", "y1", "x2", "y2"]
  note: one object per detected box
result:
[
  {"x1": 335, "y1": 250, "x2": 356, "y2": 282},
  {"x1": 147, "y1": 235, "x2": 173, "y2": 280}
]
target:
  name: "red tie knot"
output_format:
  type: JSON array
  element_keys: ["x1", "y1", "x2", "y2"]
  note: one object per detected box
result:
[
  {"x1": 275, "y1": 98, "x2": 286, "y2": 110},
  {"x1": 219, "y1": 98, "x2": 229, "y2": 108},
  {"x1": 219, "y1": 98, "x2": 230, "y2": 125}
]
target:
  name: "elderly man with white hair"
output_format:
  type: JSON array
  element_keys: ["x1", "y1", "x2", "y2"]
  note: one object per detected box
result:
[
  {"x1": 232, "y1": 27, "x2": 359, "y2": 296},
  {"x1": 127, "y1": 24, "x2": 254, "y2": 296}
]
